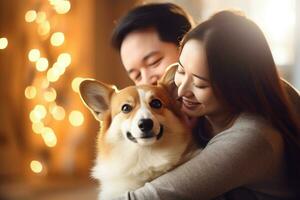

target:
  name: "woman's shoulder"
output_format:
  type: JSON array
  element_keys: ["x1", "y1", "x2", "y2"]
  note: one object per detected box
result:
[{"x1": 211, "y1": 112, "x2": 284, "y2": 154}]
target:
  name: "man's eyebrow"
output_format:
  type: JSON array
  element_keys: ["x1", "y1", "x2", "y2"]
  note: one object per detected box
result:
[
  {"x1": 143, "y1": 51, "x2": 160, "y2": 62},
  {"x1": 178, "y1": 61, "x2": 209, "y2": 82}
]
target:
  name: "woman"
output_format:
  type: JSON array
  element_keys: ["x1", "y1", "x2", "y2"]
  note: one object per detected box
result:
[{"x1": 115, "y1": 11, "x2": 300, "y2": 200}]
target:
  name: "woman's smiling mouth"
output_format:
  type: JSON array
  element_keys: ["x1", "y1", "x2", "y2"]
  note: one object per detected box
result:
[{"x1": 181, "y1": 98, "x2": 201, "y2": 109}]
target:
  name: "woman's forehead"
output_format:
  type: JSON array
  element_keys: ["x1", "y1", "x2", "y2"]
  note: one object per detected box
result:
[{"x1": 179, "y1": 40, "x2": 209, "y2": 79}]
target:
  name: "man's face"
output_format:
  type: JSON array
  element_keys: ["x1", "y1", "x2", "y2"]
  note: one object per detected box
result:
[{"x1": 120, "y1": 27, "x2": 179, "y2": 85}]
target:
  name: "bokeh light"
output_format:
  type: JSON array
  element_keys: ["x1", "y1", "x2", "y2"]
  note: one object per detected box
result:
[
  {"x1": 25, "y1": 10, "x2": 37, "y2": 23},
  {"x1": 43, "y1": 87, "x2": 57, "y2": 102},
  {"x1": 38, "y1": 21, "x2": 51, "y2": 36},
  {"x1": 50, "y1": 32, "x2": 65, "y2": 46},
  {"x1": 32, "y1": 122, "x2": 45, "y2": 134},
  {"x1": 28, "y1": 49, "x2": 41, "y2": 62},
  {"x1": 54, "y1": 0, "x2": 71, "y2": 14},
  {"x1": 36, "y1": 57, "x2": 49, "y2": 72},
  {"x1": 30, "y1": 160, "x2": 43, "y2": 173},
  {"x1": 57, "y1": 53, "x2": 71, "y2": 67},
  {"x1": 36, "y1": 11, "x2": 47, "y2": 24},
  {"x1": 0, "y1": 37, "x2": 8, "y2": 49},
  {"x1": 51, "y1": 105, "x2": 65, "y2": 120},
  {"x1": 69, "y1": 110, "x2": 84, "y2": 127},
  {"x1": 25, "y1": 86, "x2": 37, "y2": 99},
  {"x1": 41, "y1": 127, "x2": 57, "y2": 147}
]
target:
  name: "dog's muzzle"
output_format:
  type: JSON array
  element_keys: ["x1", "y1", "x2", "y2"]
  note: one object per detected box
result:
[{"x1": 126, "y1": 123, "x2": 164, "y2": 143}]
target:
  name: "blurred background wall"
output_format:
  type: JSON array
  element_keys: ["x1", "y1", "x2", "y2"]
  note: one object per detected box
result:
[{"x1": 0, "y1": 0, "x2": 299, "y2": 199}]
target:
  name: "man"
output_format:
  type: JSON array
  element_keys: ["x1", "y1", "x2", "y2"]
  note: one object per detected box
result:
[{"x1": 111, "y1": 3, "x2": 194, "y2": 85}]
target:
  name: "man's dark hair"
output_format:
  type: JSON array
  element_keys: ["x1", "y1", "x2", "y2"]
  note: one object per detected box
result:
[{"x1": 111, "y1": 3, "x2": 193, "y2": 51}]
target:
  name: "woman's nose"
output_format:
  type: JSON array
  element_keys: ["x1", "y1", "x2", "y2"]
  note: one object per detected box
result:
[{"x1": 177, "y1": 75, "x2": 192, "y2": 97}]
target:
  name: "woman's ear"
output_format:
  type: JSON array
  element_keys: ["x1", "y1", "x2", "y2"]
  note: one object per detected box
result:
[{"x1": 79, "y1": 79, "x2": 117, "y2": 121}]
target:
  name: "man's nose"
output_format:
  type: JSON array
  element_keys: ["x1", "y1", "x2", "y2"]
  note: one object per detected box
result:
[{"x1": 140, "y1": 71, "x2": 158, "y2": 85}]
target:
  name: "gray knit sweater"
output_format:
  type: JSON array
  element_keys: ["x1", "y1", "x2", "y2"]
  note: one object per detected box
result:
[{"x1": 113, "y1": 113, "x2": 296, "y2": 200}]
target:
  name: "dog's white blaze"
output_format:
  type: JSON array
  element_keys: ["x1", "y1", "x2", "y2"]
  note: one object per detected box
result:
[{"x1": 127, "y1": 89, "x2": 160, "y2": 139}]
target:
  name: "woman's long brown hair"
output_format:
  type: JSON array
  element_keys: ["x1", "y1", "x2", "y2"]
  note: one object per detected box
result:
[{"x1": 181, "y1": 11, "x2": 300, "y2": 195}]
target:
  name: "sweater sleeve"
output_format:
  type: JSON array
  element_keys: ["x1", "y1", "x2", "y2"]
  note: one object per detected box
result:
[{"x1": 113, "y1": 126, "x2": 276, "y2": 200}]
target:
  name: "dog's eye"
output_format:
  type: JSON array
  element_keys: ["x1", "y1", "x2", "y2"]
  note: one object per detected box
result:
[
  {"x1": 121, "y1": 104, "x2": 132, "y2": 113},
  {"x1": 149, "y1": 99, "x2": 162, "y2": 109}
]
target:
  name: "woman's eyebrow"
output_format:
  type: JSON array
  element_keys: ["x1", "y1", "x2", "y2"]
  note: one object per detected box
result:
[{"x1": 178, "y1": 60, "x2": 209, "y2": 82}]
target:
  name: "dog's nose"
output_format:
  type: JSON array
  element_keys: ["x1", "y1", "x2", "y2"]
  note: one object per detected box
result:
[{"x1": 138, "y1": 118, "x2": 153, "y2": 132}]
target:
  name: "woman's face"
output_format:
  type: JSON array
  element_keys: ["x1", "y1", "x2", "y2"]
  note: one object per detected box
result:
[{"x1": 174, "y1": 39, "x2": 223, "y2": 117}]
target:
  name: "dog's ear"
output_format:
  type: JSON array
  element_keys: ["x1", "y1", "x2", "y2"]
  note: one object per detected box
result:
[
  {"x1": 157, "y1": 63, "x2": 178, "y2": 99},
  {"x1": 79, "y1": 79, "x2": 117, "y2": 121}
]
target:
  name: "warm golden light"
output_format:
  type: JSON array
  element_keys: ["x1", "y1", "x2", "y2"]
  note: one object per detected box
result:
[
  {"x1": 30, "y1": 160, "x2": 43, "y2": 173},
  {"x1": 50, "y1": 32, "x2": 64, "y2": 46},
  {"x1": 25, "y1": 86, "x2": 37, "y2": 99},
  {"x1": 0, "y1": 37, "x2": 8, "y2": 49},
  {"x1": 41, "y1": 127, "x2": 57, "y2": 147},
  {"x1": 32, "y1": 122, "x2": 44, "y2": 134},
  {"x1": 54, "y1": 0, "x2": 71, "y2": 14},
  {"x1": 48, "y1": 102, "x2": 57, "y2": 113},
  {"x1": 51, "y1": 105, "x2": 65, "y2": 120},
  {"x1": 71, "y1": 77, "x2": 84, "y2": 93},
  {"x1": 47, "y1": 68, "x2": 60, "y2": 82},
  {"x1": 43, "y1": 87, "x2": 57, "y2": 102},
  {"x1": 57, "y1": 53, "x2": 71, "y2": 67},
  {"x1": 69, "y1": 110, "x2": 84, "y2": 126},
  {"x1": 53, "y1": 62, "x2": 66, "y2": 75},
  {"x1": 36, "y1": 57, "x2": 49, "y2": 72},
  {"x1": 28, "y1": 49, "x2": 40, "y2": 62},
  {"x1": 34, "y1": 105, "x2": 47, "y2": 119},
  {"x1": 30, "y1": 111, "x2": 41, "y2": 123},
  {"x1": 41, "y1": 79, "x2": 50, "y2": 89},
  {"x1": 25, "y1": 10, "x2": 37, "y2": 23},
  {"x1": 38, "y1": 21, "x2": 51, "y2": 36},
  {"x1": 36, "y1": 11, "x2": 47, "y2": 24}
]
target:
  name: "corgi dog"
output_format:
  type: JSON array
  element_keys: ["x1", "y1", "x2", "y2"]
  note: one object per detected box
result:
[{"x1": 79, "y1": 65, "x2": 198, "y2": 199}]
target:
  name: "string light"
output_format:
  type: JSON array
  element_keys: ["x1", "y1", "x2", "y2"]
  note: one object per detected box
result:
[
  {"x1": 54, "y1": 0, "x2": 71, "y2": 14},
  {"x1": 30, "y1": 160, "x2": 43, "y2": 173},
  {"x1": 36, "y1": 57, "x2": 49, "y2": 71},
  {"x1": 69, "y1": 110, "x2": 84, "y2": 127},
  {"x1": 34, "y1": 105, "x2": 47, "y2": 119},
  {"x1": 25, "y1": 10, "x2": 37, "y2": 23},
  {"x1": 28, "y1": 49, "x2": 41, "y2": 62},
  {"x1": 50, "y1": 32, "x2": 64, "y2": 46},
  {"x1": 41, "y1": 127, "x2": 57, "y2": 147},
  {"x1": 38, "y1": 21, "x2": 51, "y2": 36},
  {"x1": 25, "y1": 86, "x2": 37, "y2": 99},
  {"x1": 51, "y1": 105, "x2": 65, "y2": 120},
  {"x1": 26, "y1": 0, "x2": 74, "y2": 171},
  {"x1": 41, "y1": 79, "x2": 50, "y2": 89},
  {"x1": 36, "y1": 11, "x2": 47, "y2": 24},
  {"x1": 0, "y1": 37, "x2": 8, "y2": 49},
  {"x1": 57, "y1": 53, "x2": 71, "y2": 67},
  {"x1": 47, "y1": 68, "x2": 60, "y2": 82},
  {"x1": 32, "y1": 122, "x2": 45, "y2": 134}
]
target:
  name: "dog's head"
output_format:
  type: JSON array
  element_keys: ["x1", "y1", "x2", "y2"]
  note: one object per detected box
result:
[{"x1": 79, "y1": 65, "x2": 184, "y2": 146}]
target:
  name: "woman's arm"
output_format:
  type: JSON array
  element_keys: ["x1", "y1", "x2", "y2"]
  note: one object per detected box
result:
[{"x1": 114, "y1": 126, "x2": 276, "y2": 200}]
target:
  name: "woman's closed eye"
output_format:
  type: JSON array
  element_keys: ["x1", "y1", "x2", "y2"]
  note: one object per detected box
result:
[{"x1": 193, "y1": 84, "x2": 208, "y2": 89}]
